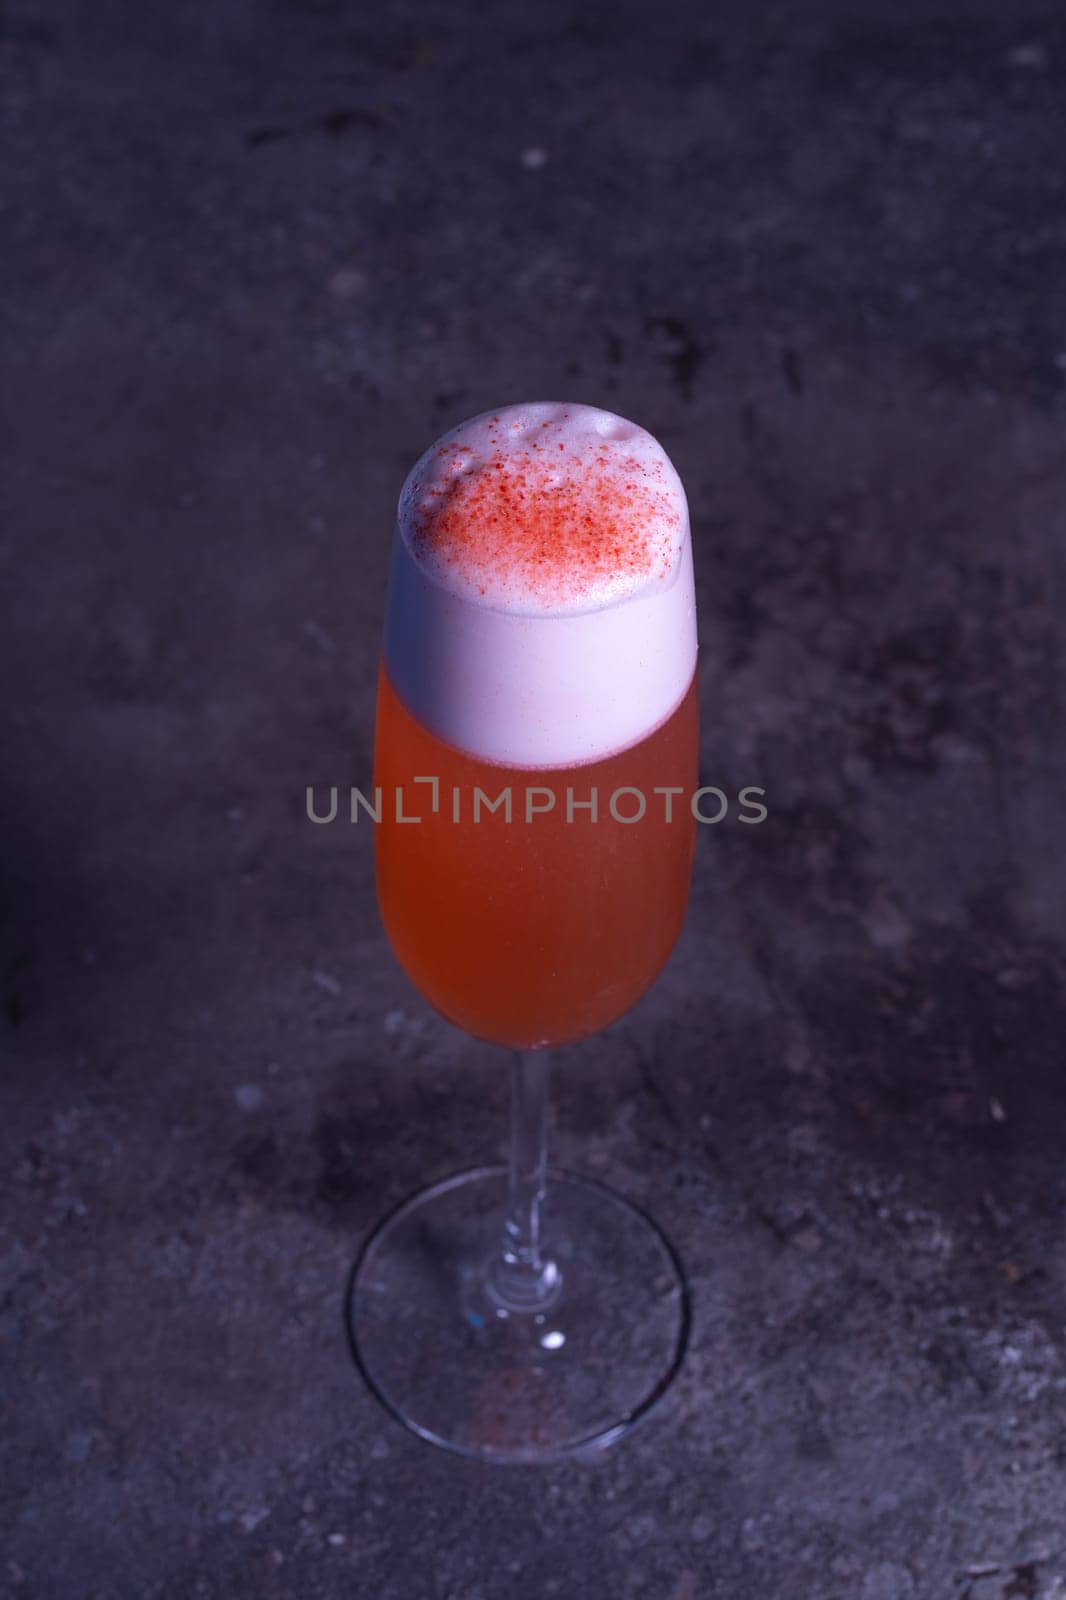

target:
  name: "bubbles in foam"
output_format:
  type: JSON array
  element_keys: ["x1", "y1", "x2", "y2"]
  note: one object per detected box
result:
[
  {"x1": 592, "y1": 414, "x2": 636, "y2": 440},
  {"x1": 397, "y1": 401, "x2": 687, "y2": 617}
]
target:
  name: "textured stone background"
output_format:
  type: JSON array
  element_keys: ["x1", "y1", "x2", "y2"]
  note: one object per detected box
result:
[{"x1": 2, "y1": 1, "x2": 1065, "y2": 1596}]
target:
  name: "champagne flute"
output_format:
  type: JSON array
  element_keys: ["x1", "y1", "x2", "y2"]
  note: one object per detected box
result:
[{"x1": 348, "y1": 401, "x2": 698, "y2": 1461}]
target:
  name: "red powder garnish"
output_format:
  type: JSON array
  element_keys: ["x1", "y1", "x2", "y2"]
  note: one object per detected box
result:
[{"x1": 407, "y1": 441, "x2": 681, "y2": 607}]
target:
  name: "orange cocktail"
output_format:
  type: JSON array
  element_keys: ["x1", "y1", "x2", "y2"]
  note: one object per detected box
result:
[{"x1": 374, "y1": 662, "x2": 697, "y2": 1048}]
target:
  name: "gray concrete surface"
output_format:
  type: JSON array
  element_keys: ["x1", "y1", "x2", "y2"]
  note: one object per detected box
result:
[{"x1": 3, "y1": 1, "x2": 1065, "y2": 1595}]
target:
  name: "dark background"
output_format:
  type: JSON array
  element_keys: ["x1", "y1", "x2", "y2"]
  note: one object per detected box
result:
[{"x1": 3, "y1": 1, "x2": 1065, "y2": 1596}]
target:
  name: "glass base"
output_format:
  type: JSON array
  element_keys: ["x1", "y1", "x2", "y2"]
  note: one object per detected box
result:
[{"x1": 347, "y1": 1165, "x2": 690, "y2": 1463}]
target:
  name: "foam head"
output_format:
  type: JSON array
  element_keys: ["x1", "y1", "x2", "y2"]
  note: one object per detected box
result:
[{"x1": 383, "y1": 402, "x2": 697, "y2": 767}]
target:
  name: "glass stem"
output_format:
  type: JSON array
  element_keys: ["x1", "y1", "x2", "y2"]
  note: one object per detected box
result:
[{"x1": 487, "y1": 1050, "x2": 562, "y2": 1314}]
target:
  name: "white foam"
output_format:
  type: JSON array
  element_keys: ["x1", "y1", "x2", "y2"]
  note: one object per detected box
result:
[{"x1": 383, "y1": 402, "x2": 697, "y2": 767}]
